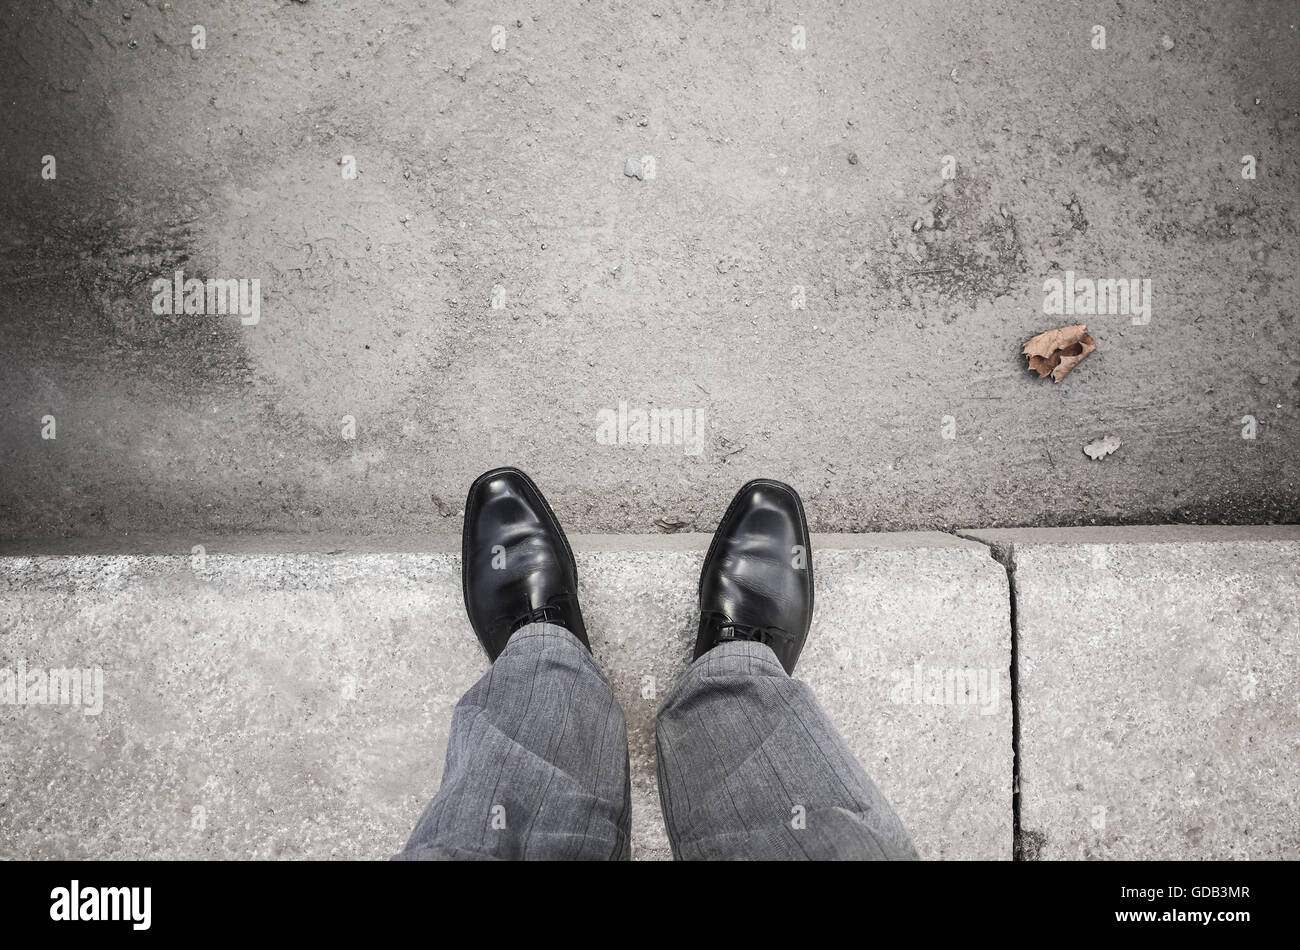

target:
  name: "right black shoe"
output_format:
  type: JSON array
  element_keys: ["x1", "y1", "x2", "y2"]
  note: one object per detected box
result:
[
  {"x1": 461, "y1": 467, "x2": 589, "y2": 661},
  {"x1": 693, "y1": 479, "x2": 814, "y2": 675}
]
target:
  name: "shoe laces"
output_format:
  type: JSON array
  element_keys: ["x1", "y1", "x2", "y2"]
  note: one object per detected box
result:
[
  {"x1": 712, "y1": 617, "x2": 790, "y2": 647},
  {"x1": 510, "y1": 604, "x2": 566, "y2": 633}
]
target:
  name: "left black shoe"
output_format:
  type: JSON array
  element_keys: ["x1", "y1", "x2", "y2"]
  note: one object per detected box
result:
[
  {"x1": 460, "y1": 467, "x2": 589, "y2": 661},
  {"x1": 693, "y1": 479, "x2": 814, "y2": 675}
]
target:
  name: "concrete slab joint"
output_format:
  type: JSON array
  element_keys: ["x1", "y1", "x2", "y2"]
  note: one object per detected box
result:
[{"x1": 961, "y1": 526, "x2": 1300, "y2": 861}]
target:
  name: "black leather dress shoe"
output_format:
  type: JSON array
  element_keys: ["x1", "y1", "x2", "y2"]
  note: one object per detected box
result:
[
  {"x1": 693, "y1": 479, "x2": 814, "y2": 675},
  {"x1": 461, "y1": 467, "x2": 589, "y2": 661}
]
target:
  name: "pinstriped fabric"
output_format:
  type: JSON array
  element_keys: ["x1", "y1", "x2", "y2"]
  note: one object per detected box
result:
[
  {"x1": 396, "y1": 627, "x2": 915, "y2": 861},
  {"x1": 394, "y1": 624, "x2": 631, "y2": 861},
  {"x1": 655, "y1": 640, "x2": 920, "y2": 861}
]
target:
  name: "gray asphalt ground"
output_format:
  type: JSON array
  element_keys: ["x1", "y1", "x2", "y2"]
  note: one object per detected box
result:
[{"x1": 2, "y1": 0, "x2": 1297, "y2": 539}]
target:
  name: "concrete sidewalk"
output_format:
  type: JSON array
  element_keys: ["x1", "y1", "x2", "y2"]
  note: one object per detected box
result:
[
  {"x1": 1, "y1": 526, "x2": 1296, "y2": 860},
  {"x1": 965, "y1": 526, "x2": 1300, "y2": 860},
  {"x1": 0, "y1": 532, "x2": 1011, "y2": 860}
]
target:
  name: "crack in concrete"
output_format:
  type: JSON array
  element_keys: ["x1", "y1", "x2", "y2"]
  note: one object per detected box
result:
[{"x1": 955, "y1": 531, "x2": 1025, "y2": 860}]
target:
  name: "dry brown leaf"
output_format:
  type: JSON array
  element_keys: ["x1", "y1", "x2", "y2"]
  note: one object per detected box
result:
[{"x1": 1023, "y1": 323, "x2": 1096, "y2": 382}]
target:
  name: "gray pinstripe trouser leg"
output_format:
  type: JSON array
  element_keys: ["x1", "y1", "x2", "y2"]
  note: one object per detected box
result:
[
  {"x1": 395, "y1": 623, "x2": 632, "y2": 860},
  {"x1": 655, "y1": 639, "x2": 919, "y2": 860},
  {"x1": 396, "y1": 624, "x2": 917, "y2": 860}
]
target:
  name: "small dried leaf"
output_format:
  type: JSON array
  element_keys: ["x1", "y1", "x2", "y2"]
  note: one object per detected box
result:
[
  {"x1": 1083, "y1": 435, "x2": 1121, "y2": 460},
  {"x1": 1023, "y1": 323, "x2": 1096, "y2": 382}
]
